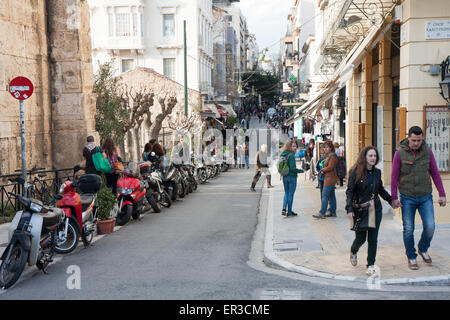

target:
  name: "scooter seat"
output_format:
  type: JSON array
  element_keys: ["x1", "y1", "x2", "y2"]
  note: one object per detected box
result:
[
  {"x1": 40, "y1": 207, "x2": 63, "y2": 228},
  {"x1": 80, "y1": 193, "x2": 95, "y2": 212}
]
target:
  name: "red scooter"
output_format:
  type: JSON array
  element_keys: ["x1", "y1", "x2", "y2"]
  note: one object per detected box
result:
[
  {"x1": 116, "y1": 161, "x2": 157, "y2": 226},
  {"x1": 54, "y1": 166, "x2": 100, "y2": 254}
]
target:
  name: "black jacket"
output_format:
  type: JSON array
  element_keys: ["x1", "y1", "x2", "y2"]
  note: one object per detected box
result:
[{"x1": 345, "y1": 167, "x2": 392, "y2": 214}]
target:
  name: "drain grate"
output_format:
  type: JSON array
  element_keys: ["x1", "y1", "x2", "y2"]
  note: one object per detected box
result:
[{"x1": 273, "y1": 240, "x2": 302, "y2": 252}]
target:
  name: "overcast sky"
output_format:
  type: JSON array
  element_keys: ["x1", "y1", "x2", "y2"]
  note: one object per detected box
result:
[{"x1": 235, "y1": 0, "x2": 292, "y2": 59}]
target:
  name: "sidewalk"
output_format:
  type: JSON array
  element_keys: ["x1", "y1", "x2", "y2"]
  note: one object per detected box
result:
[{"x1": 263, "y1": 164, "x2": 450, "y2": 286}]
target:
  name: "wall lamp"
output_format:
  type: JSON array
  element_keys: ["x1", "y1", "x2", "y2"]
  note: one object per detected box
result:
[{"x1": 440, "y1": 56, "x2": 450, "y2": 104}]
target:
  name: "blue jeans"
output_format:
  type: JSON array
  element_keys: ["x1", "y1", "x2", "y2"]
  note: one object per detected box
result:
[
  {"x1": 319, "y1": 185, "x2": 336, "y2": 215},
  {"x1": 245, "y1": 155, "x2": 249, "y2": 168},
  {"x1": 282, "y1": 176, "x2": 297, "y2": 213},
  {"x1": 400, "y1": 194, "x2": 435, "y2": 260}
]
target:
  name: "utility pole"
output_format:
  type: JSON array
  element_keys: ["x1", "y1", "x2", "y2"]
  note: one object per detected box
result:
[{"x1": 184, "y1": 20, "x2": 188, "y2": 116}]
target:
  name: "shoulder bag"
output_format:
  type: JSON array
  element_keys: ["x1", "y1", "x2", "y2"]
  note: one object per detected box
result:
[
  {"x1": 350, "y1": 175, "x2": 377, "y2": 232},
  {"x1": 92, "y1": 147, "x2": 112, "y2": 173}
]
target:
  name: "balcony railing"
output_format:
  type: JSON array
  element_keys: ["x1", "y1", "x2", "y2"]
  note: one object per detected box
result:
[{"x1": 106, "y1": 36, "x2": 145, "y2": 50}]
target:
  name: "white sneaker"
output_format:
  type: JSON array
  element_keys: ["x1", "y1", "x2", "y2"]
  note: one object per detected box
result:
[
  {"x1": 350, "y1": 253, "x2": 357, "y2": 266},
  {"x1": 366, "y1": 265, "x2": 377, "y2": 276}
]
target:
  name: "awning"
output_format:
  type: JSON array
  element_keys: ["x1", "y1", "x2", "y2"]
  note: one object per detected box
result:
[
  {"x1": 285, "y1": 1, "x2": 396, "y2": 127},
  {"x1": 202, "y1": 103, "x2": 220, "y2": 118},
  {"x1": 216, "y1": 106, "x2": 228, "y2": 118},
  {"x1": 217, "y1": 104, "x2": 237, "y2": 117}
]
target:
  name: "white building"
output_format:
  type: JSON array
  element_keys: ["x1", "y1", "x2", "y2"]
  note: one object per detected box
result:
[{"x1": 88, "y1": 0, "x2": 214, "y2": 100}]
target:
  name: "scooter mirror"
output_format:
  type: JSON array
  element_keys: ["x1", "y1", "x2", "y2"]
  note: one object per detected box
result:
[{"x1": 73, "y1": 165, "x2": 81, "y2": 173}]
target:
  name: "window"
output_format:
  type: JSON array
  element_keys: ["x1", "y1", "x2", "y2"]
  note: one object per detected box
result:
[
  {"x1": 116, "y1": 13, "x2": 130, "y2": 36},
  {"x1": 108, "y1": 13, "x2": 114, "y2": 37},
  {"x1": 132, "y1": 13, "x2": 138, "y2": 36},
  {"x1": 163, "y1": 14, "x2": 175, "y2": 37},
  {"x1": 122, "y1": 59, "x2": 134, "y2": 73},
  {"x1": 163, "y1": 58, "x2": 176, "y2": 80}
]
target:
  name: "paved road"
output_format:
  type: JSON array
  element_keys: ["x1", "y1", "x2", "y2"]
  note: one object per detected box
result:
[{"x1": 1, "y1": 169, "x2": 448, "y2": 300}]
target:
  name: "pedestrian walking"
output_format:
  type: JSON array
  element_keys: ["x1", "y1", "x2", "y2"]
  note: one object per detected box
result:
[
  {"x1": 346, "y1": 146, "x2": 393, "y2": 275},
  {"x1": 250, "y1": 144, "x2": 273, "y2": 191},
  {"x1": 280, "y1": 139, "x2": 304, "y2": 216},
  {"x1": 288, "y1": 127, "x2": 294, "y2": 139},
  {"x1": 244, "y1": 142, "x2": 249, "y2": 169},
  {"x1": 315, "y1": 149, "x2": 326, "y2": 197},
  {"x1": 391, "y1": 126, "x2": 447, "y2": 270},
  {"x1": 102, "y1": 138, "x2": 120, "y2": 196},
  {"x1": 313, "y1": 140, "x2": 338, "y2": 219},
  {"x1": 83, "y1": 135, "x2": 101, "y2": 175}
]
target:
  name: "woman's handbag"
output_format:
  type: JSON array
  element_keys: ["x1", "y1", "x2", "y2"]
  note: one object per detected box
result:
[
  {"x1": 351, "y1": 200, "x2": 376, "y2": 231},
  {"x1": 350, "y1": 180, "x2": 377, "y2": 232},
  {"x1": 92, "y1": 147, "x2": 112, "y2": 173}
]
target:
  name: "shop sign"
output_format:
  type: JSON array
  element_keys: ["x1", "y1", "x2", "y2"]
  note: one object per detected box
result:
[{"x1": 425, "y1": 20, "x2": 450, "y2": 40}]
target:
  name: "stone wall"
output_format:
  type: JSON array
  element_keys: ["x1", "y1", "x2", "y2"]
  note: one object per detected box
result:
[
  {"x1": 0, "y1": 0, "x2": 52, "y2": 175},
  {"x1": 0, "y1": 0, "x2": 96, "y2": 175}
]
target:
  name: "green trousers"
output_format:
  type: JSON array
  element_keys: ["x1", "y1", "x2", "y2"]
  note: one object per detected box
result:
[{"x1": 350, "y1": 209, "x2": 382, "y2": 267}]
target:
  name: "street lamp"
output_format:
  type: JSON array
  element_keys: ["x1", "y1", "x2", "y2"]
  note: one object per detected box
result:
[{"x1": 439, "y1": 56, "x2": 450, "y2": 104}]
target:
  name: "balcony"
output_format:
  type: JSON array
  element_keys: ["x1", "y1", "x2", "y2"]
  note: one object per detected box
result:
[{"x1": 106, "y1": 36, "x2": 145, "y2": 51}]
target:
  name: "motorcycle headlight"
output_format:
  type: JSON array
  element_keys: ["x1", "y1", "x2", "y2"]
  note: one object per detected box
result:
[
  {"x1": 119, "y1": 188, "x2": 133, "y2": 195},
  {"x1": 30, "y1": 202, "x2": 43, "y2": 213}
]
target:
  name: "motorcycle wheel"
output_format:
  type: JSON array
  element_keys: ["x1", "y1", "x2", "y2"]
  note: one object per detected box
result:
[
  {"x1": 116, "y1": 204, "x2": 132, "y2": 226},
  {"x1": 146, "y1": 194, "x2": 161, "y2": 213},
  {"x1": 0, "y1": 243, "x2": 29, "y2": 289},
  {"x1": 191, "y1": 178, "x2": 197, "y2": 191},
  {"x1": 54, "y1": 219, "x2": 79, "y2": 254},
  {"x1": 199, "y1": 170, "x2": 207, "y2": 184},
  {"x1": 82, "y1": 218, "x2": 96, "y2": 246},
  {"x1": 171, "y1": 183, "x2": 178, "y2": 201},
  {"x1": 178, "y1": 182, "x2": 186, "y2": 198},
  {"x1": 161, "y1": 191, "x2": 172, "y2": 208}
]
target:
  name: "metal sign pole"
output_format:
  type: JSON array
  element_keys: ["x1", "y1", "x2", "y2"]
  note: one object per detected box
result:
[{"x1": 20, "y1": 99, "x2": 26, "y2": 188}]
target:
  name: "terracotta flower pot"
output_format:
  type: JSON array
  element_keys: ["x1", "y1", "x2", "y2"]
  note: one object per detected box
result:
[{"x1": 97, "y1": 218, "x2": 116, "y2": 235}]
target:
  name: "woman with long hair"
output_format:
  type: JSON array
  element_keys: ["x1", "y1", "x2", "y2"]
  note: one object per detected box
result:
[
  {"x1": 313, "y1": 140, "x2": 338, "y2": 219},
  {"x1": 280, "y1": 139, "x2": 304, "y2": 217},
  {"x1": 102, "y1": 138, "x2": 120, "y2": 195},
  {"x1": 346, "y1": 146, "x2": 393, "y2": 275}
]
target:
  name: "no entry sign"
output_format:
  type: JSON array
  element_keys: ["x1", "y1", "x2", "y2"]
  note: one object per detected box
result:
[{"x1": 9, "y1": 76, "x2": 34, "y2": 100}]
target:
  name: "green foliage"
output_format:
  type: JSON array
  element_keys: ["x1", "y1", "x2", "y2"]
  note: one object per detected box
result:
[
  {"x1": 226, "y1": 115, "x2": 238, "y2": 128},
  {"x1": 93, "y1": 62, "x2": 129, "y2": 147},
  {"x1": 96, "y1": 187, "x2": 116, "y2": 220},
  {"x1": 241, "y1": 71, "x2": 281, "y2": 102}
]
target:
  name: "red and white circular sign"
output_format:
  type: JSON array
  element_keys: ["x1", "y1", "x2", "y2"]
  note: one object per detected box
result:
[{"x1": 8, "y1": 76, "x2": 34, "y2": 100}]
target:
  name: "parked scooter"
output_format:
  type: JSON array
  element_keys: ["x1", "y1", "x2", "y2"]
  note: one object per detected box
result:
[
  {"x1": 116, "y1": 161, "x2": 157, "y2": 226},
  {"x1": 143, "y1": 155, "x2": 172, "y2": 208},
  {"x1": 0, "y1": 178, "x2": 64, "y2": 289},
  {"x1": 54, "y1": 166, "x2": 100, "y2": 254},
  {"x1": 161, "y1": 156, "x2": 184, "y2": 201}
]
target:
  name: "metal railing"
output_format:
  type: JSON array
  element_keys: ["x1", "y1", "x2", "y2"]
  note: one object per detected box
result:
[{"x1": 0, "y1": 167, "x2": 75, "y2": 223}]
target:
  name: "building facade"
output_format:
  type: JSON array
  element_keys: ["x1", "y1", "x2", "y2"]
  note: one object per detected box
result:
[
  {"x1": 89, "y1": 0, "x2": 214, "y2": 102},
  {"x1": 286, "y1": 0, "x2": 450, "y2": 222}
]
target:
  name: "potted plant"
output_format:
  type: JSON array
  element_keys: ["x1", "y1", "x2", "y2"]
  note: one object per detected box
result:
[{"x1": 96, "y1": 187, "x2": 117, "y2": 235}]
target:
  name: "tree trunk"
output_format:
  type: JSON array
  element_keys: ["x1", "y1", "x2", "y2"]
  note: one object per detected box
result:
[
  {"x1": 149, "y1": 113, "x2": 165, "y2": 140},
  {"x1": 126, "y1": 130, "x2": 135, "y2": 162},
  {"x1": 134, "y1": 126, "x2": 141, "y2": 161}
]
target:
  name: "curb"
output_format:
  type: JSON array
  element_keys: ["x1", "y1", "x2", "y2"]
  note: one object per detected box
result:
[{"x1": 262, "y1": 185, "x2": 450, "y2": 287}]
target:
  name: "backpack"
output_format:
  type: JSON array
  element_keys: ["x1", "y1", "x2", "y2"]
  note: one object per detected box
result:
[
  {"x1": 278, "y1": 153, "x2": 291, "y2": 176},
  {"x1": 336, "y1": 156, "x2": 346, "y2": 179}
]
